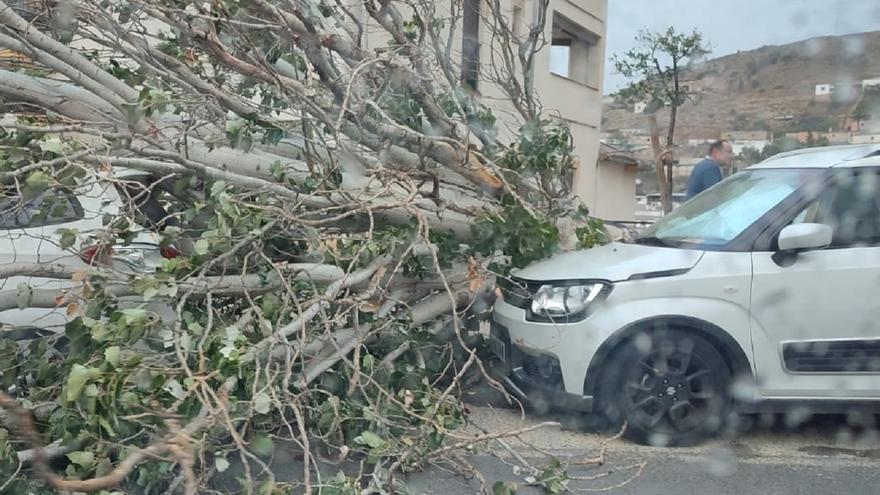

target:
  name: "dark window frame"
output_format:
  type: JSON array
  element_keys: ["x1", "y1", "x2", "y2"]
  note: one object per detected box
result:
[
  {"x1": 461, "y1": 0, "x2": 481, "y2": 91},
  {"x1": 771, "y1": 167, "x2": 880, "y2": 250}
]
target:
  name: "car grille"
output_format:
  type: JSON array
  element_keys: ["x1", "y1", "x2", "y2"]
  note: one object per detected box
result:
[
  {"x1": 521, "y1": 357, "x2": 540, "y2": 377},
  {"x1": 518, "y1": 353, "x2": 564, "y2": 390}
]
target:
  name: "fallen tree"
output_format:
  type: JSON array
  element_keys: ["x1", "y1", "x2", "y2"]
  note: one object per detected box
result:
[{"x1": 0, "y1": 1, "x2": 617, "y2": 493}]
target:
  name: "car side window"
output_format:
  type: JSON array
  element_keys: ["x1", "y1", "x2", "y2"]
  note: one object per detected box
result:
[
  {"x1": 0, "y1": 189, "x2": 83, "y2": 229},
  {"x1": 788, "y1": 169, "x2": 880, "y2": 248}
]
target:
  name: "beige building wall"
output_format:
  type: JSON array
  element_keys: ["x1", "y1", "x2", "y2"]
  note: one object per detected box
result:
[
  {"x1": 350, "y1": 1, "x2": 613, "y2": 215},
  {"x1": 594, "y1": 162, "x2": 638, "y2": 221},
  {"x1": 525, "y1": 0, "x2": 607, "y2": 213}
]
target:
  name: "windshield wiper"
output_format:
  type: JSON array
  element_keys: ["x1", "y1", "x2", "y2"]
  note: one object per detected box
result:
[{"x1": 633, "y1": 236, "x2": 680, "y2": 247}]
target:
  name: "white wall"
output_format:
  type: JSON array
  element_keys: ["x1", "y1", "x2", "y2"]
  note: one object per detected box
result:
[
  {"x1": 815, "y1": 84, "x2": 832, "y2": 96},
  {"x1": 851, "y1": 134, "x2": 880, "y2": 144},
  {"x1": 731, "y1": 139, "x2": 770, "y2": 154}
]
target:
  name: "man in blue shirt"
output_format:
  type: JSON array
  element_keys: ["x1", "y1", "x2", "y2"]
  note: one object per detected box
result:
[{"x1": 686, "y1": 139, "x2": 733, "y2": 199}]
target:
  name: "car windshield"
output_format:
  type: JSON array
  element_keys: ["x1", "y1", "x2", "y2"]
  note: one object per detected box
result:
[{"x1": 638, "y1": 168, "x2": 823, "y2": 247}]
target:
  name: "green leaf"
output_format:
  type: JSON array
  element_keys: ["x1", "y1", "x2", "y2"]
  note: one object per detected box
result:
[
  {"x1": 215, "y1": 457, "x2": 230, "y2": 473},
  {"x1": 15, "y1": 283, "x2": 32, "y2": 310},
  {"x1": 38, "y1": 137, "x2": 65, "y2": 155},
  {"x1": 119, "y1": 308, "x2": 148, "y2": 326},
  {"x1": 104, "y1": 346, "x2": 121, "y2": 367},
  {"x1": 260, "y1": 293, "x2": 281, "y2": 316},
  {"x1": 251, "y1": 433, "x2": 274, "y2": 457},
  {"x1": 67, "y1": 450, "x2": 95, "y2": 469},
  {"x1": 261, "y1": 126, "x2": 284, "y2": 145},
  {"x1": 258, "y1": 480, "x2": 275, "y2": 495},
  {"x1": 142, "y1": 286, "x2": 158, "y2": 300},
  {"x1": 95, "y1": 457, "x2": 113, "y2": 477},
  {"x1": 210, "y1": 180, "x2": 228, "y2": 197},
  {"x1": 253, "y1": 392, "x2": 271, "y2": 414},
  {"x1": 25, "y1": 170, "x2": 51, "y2": 192},
  {"x1": 57, "y1": 228, "x2": 78, "y2": 249},
  {"x1": 356, "y1": 430, "x2": 384, "y2": 449},
  {"x1": 66, "y1": 364, "x2": 100, "y2": 402},
  {"x1": 492, "y1": 481, "x2": 517, "y2": 495},
  {"x1": 194, "y1": 239, "x2": 210, "y2": 255},
  {"x1": 99, "y1": 416, "x2": 116, "y2": 437},
  {"x1": 84, "y1": 383, "x2": 100, "y2": 397}
]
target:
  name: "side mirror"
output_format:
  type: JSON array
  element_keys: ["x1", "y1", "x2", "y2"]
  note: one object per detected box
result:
[{"x1": 778, "y1": 223, "x2": 832, "y2": 252}]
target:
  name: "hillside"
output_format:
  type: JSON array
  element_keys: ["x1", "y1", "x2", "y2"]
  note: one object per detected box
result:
[{"x1": 602, "y1": 30, "x2": 880, "y2": 139}]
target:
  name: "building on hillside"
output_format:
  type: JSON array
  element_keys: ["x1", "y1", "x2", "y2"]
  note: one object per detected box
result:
[
  {"x1": 862, "y1": 78, "x2": 880, "y2": 89},
  {"x1": 844, "y1": 116, "x2": 867, "y2": 133},
  {"x1": 687, "y1": 138, "x2": 715, "y2": 147},
  {"x1": 686, "y1": 130, "x2": 721, "y2": 147},
  {"x1": 615, "y1": 128, "x2": 652, "y2": 148},
  {"x1": 786, "y1": 131, "x2": 852, "y2": 144},
  {"x1": 594, "y1": 143, "x2": 640, "y2": 221},
  {"x1": 688, "y1": 138, "x2": 715, "y2": 146},
  {"x1": 722, "y1": 131, "x2": 772, "y2": 141},
  {"x1": 860, "y1": 119, "x2": 880, "y2": 134},
  {"x1": 626, "y1": 135, "x2": 653, "y2": 146},
  {"x1": 722, "y1": 130, "x2": 772, "y2": 154},
  {"x1": 821, "y1": 132, "x2": 853, "y2": 144},
  {"x1": 730, "y1": 140, "x2": 771, "y2": 154},
  {"x1": 815, "y1": 84, "x2": 833, "y2": 97},
  {"x1": 633, "y1": 100, "x2": 648, "y2": 114},
  {"x1": 673, "y1": 157, "x2": 703, "y2": 179},
  {"x1": 851, "y1": 134, "x2": 880, "y2": 144},
  {"x1": 785, "y1": 132, "x2": 809, "y2": 143},
  {"x1": 679, "y1": 78, "x2": 703, "y2": 94}
]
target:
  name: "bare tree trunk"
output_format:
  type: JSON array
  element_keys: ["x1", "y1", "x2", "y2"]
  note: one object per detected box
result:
[
  {"x1": 648, "y1": 113, "x2": 671, "y2": 214},
  {"x1": 665, "y1": 104, "x2": 677, "y2": 212}
]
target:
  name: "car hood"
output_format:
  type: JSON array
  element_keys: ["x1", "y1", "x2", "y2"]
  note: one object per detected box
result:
[{"x1": 511, "y1": 242, "x2": 704, "y2": 283}]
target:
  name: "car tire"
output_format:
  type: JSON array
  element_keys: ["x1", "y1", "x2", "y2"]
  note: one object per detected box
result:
[{"x1": 598, "y1": 328, "x2": 732, "y2": 446}]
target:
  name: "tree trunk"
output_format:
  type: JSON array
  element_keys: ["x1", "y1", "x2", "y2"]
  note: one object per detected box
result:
[
  {"x1": 665, "y1": 104, "x2": 678, "y2": 213},
  {"x1": 648, "y1": 113, "x2": 671, "y2": 214}
]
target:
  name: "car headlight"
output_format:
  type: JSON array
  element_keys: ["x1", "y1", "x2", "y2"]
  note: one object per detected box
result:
[{"x1": 530, "y1": 282, "x2": 610, "y2": 320}]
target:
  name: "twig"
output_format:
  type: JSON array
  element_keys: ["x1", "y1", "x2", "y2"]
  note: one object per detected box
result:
[
  {"x1": 0, "y1": 457, "x2": 22, "y2": 493},
  {"x1": 0, "y1": 392, "x2": 212, "y2": 492}
]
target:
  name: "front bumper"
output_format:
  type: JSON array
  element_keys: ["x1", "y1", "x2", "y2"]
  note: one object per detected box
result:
[{"x1": 489, "y1": 322, "x2": 594, "y2": 413}]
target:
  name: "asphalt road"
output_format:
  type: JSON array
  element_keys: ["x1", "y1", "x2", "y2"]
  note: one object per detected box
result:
[
  {"x1": 403, "y1": 404, "x2": 880, "y2": 494},
  {"x1": 208, "y1": 388, "x2": 880, "y2": 494}
]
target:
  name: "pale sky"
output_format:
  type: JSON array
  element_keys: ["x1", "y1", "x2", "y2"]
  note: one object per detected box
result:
[{"x1": 605, "y1": 0, "x2": 880, "y2": 93}]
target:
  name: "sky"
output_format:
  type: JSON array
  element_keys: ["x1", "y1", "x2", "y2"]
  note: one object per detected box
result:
[{"x1": 604, "y1": 0, "x2": 880, "y2": 93}]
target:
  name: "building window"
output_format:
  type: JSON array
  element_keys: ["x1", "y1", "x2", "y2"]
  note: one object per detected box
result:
[
  {"x1": 549, "y1": 13, "x2": 599, "y2": 87},
  {"x1": 549, "y1": 38, "x2": 571, "y2": 78},
  {"x1": 461, "y1": 0, "x2": 480, "y2": 91}
]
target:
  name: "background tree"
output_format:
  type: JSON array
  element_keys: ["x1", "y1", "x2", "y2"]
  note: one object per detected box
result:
[
  {"x1": 0, "y1": 1, "x2": 625, "y2": 493},
  {"x1": 736, "y1": 145, "x2": 763, "y2": 167},
  {"x1": 613, "y1": 27, "x2": 709, "y2": 213}
]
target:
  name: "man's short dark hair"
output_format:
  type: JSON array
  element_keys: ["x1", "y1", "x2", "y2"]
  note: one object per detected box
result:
[{"x1": 708, "y1": 139, "x2": 729, "y2": 155}]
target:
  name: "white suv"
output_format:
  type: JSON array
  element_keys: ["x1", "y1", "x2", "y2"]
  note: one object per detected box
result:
[
  {"x1": 491, "y1": 144, "x2": 880, "y2": 446},
  {"x1": 0, "y1": 168, "x2": 176, "y2": 336}
]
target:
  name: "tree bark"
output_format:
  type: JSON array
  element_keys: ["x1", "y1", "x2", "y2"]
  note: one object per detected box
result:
[{"x1": 648, "y1": 113, "x2": 672, "y2": 214}]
